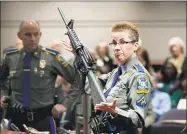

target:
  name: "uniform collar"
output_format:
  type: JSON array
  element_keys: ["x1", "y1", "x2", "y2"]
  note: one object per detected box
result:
[
  {"x1": 33, "y1": 46, "x2": 41, "y2": 59},
  {"x1": 20, "y1": 46, "x2": 41, "y2": 59},
  {"x1": 120, "y1": 54, "x2": 139, "y2": 73}
]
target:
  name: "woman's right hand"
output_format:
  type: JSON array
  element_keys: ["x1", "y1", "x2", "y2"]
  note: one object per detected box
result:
[{"x1": 61, "y1": 36, "x2": 76, "y2": 55}]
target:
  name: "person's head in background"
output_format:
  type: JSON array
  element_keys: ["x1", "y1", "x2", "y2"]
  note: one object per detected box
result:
[
  {"x1": 137, "y1": 47, "x2": 152, "y2": 73},
  {"x1": 3, "y1": 46, "x2": 15, "y2": 55},
  {"x1": 110, "y1": 21, "x2": 139, "y2": 65},
  {"x1": 179, "y1": 68, "x2": 187, "y2": 94},
  {"x1": 48, "y1": 39, "x2": 63, "y2": 53},
  {"x1": 49, "y1": 38, "x2": 75, "y2": 64},
  {"x1": 88, "y1": 48, "x2": 97, "y2": 61},
  {"x1": 17, "y1": 20, "x2": 42, "y2": 52},
  {"x1": 15, "y1": 38, "x2": 23, "y2": 49},
  {"x1": 150, "y1": 75, "x2": 158, "y2": 91},
  {"x1": 161, "y1": 60, "x2": 178, "y2": 83},
  {"x1": 168, "y1": 37, "x2": 184, "y2": 58},
  {"x1": 95, "y1": 40, "x2": 115, "y2": 76},
  {"x1": 96, "y1": 40, "x2": 110, "y2": 59}
]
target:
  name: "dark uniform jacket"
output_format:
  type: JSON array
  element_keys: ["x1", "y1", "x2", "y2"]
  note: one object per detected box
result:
[{"x1": 0, "y1": 45, "x2": 81, "y2": 110}]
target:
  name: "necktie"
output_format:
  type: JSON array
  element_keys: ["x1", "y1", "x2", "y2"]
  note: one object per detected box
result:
[
  {"x1": 100, "y1": 66, "x2": 123, "y2": 133},
  {"x1": 104, "y1": 66, "x2": 122, "y2": 98},
  {"x1": 22, "y1": 52, "x2": 32, "y2": 108}
]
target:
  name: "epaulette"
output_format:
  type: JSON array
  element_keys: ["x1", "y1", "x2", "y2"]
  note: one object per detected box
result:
[
  {"x1": 42, "y1": 47, "x2": 60, "y2": 55},
  {"x1": 5, "y1": 48, "x2": 19, "y2": 55},
  {"x1": 134, "y1": 63, "x2": 144, "y2": 73}
]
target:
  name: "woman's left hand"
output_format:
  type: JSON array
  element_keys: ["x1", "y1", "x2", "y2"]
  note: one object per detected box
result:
[{"x1": 95, "y1": 98, "x2": 118, "y2": 116}]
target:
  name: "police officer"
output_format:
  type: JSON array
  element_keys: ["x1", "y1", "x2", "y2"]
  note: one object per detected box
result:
[
  {"x1": 0, "y1": 20, "x2": 81, "y2": 133},
  {"x1": 62, "y1": 21, "x2": 152, "y2": 134}
]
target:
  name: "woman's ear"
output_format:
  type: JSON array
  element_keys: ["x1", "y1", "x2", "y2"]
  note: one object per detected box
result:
[{"x1": 134, "y1": 42, "x2": 139, "y2": 52}]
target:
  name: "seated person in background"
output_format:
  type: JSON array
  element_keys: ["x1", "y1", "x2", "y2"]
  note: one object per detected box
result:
[
  {"x1": 179, "y1": 69, "x2": 187, "y2": 98},
  {"x1": 151, "y1": 75, "x2": 171, "y2": 121},
  {"x1": 48, "y1": 39, "x2": 75, "y2": 64},
  {"x1": 61, "y1": 78, "x2": 72, "y2": 97},
  {"x1": 138, "y1": 103, "x2": 156, "y2": 134},
  {"x1": 169, "y1": 57, "x2": 186, "y2": 98},
  {"x1": 165, "y1": 36, "x2": 185, "y2": 75},
  {"x1": 95, "y1": 40, "x2": 115, "y2": 76},
  {"x1": 2, "y1": 46, "x2": 15, "y2": 56},
  {"x1": 137, "y1": 47, "x2": 155, "y2": 75},
  {"x1": 158, "y1": 60, "x2": 182, "y2": 108},
  {"x1": 60, "y1": 79, "x2": 77, "y2": 131},
  {"x1": 15, "y1": 38, "x2": 23, "y2": 49},
  {"x1": 177, "y1": 67, "x2": 187, "y2": 110},
  {"x1": 144, "y1": 103, "x2": 156, "y2": 127},
  {"x1": 1, "y1": 39, "x2": 23, "y2": 61}
]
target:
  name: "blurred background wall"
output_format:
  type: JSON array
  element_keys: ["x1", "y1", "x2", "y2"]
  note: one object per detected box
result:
[{"x1": 1, "y1": 1, "x2": 186, "y2": 61}]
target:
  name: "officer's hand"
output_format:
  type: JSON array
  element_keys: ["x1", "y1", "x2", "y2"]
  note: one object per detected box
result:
[
  {"x1": 95, "y1": 99, "x2": 118, "y2": 116},
  {"x1": 27, "y1": 127, "x2": 40, "y2": 134},
  {"x1": 61, "y1": 36, "x2": 76, "y2": 55},
  {"x1": 0, "y1": 96, "x2": 9, "y2": 108},
  {"x1": 52, "y1": 104, "x2": 67, "y2": 119}
]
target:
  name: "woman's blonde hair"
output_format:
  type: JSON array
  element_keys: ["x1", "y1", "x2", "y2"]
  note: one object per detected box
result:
[{"x1": 111, "y1": 21, "x2": 139, "y2": 42}]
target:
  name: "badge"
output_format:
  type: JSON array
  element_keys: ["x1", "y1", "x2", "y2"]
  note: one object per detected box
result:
[
  {"x1": 34, "y1": 68, "x2": 38, "y2": 74},
  {"x1": 136, "y1": 74, "x2": 150, "y2": 94},
  {"x1": 40, "y1": 60, "x2": 46, "y2": 69},
  {"x1": 34, "y1": 52, "x2": 38, "y2": 56},
  {"x1": 136, "y1": 95, "x2": 147, "y2": 108}
]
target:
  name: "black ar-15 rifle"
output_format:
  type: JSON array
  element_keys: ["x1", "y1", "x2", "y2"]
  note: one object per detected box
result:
[
  {"x1": 57, "y1": 7, "x2": 106, "y2": 105},
  {"x1": 58, "y1": 8, "x2": 118, "y2": 134}
]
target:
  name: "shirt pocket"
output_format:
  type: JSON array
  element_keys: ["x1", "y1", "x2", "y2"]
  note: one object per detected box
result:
[
  {"x1": 109, "y1": 82, "x2": 129, "y2": 108},
  {"x1": 31, "y1": 68, "x2": 51, "y2": 85},
  {"x1": 38, "y1": 69, "x2": 51, "y2": 79},
  {"x1": 109, "y1": 82, "x2": 128, "y2": 97}
]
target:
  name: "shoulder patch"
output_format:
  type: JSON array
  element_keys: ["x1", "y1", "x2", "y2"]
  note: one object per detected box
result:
[
  {"x1": 42, "y1": 47, "x2": 60, "y2": 55},
  {"x1": 5, "y1": 48, "x2": 19, "y2": 55},
  {"x1": 56, "y1": 54, "x2": 70, "y2": 67},
  {"x1": 136, "y1": 95, "x2": 147, "y2": 108},
  {"x1": 136, "y1": 74, "x2": 150, "y2": 94}
]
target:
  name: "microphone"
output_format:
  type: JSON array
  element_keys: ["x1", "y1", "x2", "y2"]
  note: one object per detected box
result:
[{"x1": 1, "y1": 119, "x2": 20, "y2": 132}]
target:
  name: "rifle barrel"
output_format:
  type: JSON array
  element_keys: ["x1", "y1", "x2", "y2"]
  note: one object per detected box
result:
[{"x1": 57, "y1": 7, "x2": 68, "y2": 27}]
